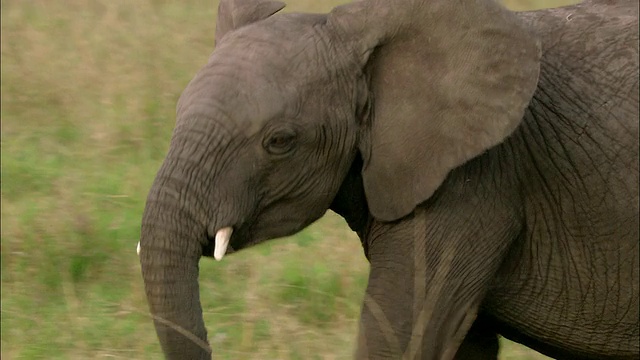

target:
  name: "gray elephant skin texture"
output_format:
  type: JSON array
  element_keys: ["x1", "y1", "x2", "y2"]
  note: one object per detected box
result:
[{"x1": 138, "y1": 0, "x2": 639, "y2": 359}]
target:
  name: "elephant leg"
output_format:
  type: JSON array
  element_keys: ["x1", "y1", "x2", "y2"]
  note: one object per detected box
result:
[
  {"x1": 355, "y1": 189, "x2": 521, "y2": 360},
  {"x1": 453, "y1": 316, "x2": 499, "y2": 360}
]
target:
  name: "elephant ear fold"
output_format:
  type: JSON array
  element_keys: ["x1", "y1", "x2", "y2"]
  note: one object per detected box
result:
[
  {"x1": 215, "y1": 0, "x2": 285, "y2": 44},
  {"x1": 327, "y1": 0, "x2": 541, "y2": 222}
]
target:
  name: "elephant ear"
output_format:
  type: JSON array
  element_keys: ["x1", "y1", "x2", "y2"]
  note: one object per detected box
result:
[
  {"x1": 327, "y1": 0, "x2": 541, "y2": 221},
  {"x1": 215, "y1": 0, "x2": 285, "y2": 44}
]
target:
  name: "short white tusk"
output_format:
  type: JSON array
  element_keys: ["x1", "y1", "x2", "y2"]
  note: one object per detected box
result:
[
  {"x1": 136, "y1": 242, "x2": 141, "y2": 256},
  {"x1": 214, "y1": 227, "x2": 233, "y2": 261}
]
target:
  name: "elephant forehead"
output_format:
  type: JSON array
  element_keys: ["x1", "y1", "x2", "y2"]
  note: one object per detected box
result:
[
  {"x1": 176, "y1": 62, "x2": 298, "y2": 138},
  {"x1": 211, "y1": 14, "x2": 332, "y2": 82},
  {"x1": 176, "y1": 14, "x2": 329, "y2": 136}
]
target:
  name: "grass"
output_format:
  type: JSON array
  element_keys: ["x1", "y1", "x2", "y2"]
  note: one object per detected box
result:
[{"x1": 0, "y1": 0, "x2": 576, "y2": 358}]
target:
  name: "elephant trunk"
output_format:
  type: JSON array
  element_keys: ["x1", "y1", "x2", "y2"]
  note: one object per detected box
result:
[{"x1": 139, "y1": 152, "x2": 215, "y2": 359}]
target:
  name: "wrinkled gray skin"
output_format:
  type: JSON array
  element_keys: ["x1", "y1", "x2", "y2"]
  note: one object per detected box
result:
[{"x1": 139, "y1": 0, "x2": 639, "y2": 359}]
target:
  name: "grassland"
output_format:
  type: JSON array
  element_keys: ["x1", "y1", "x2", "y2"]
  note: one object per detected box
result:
[{"x1": 1, "y1": 0, "x2": 575, "y2": 358}]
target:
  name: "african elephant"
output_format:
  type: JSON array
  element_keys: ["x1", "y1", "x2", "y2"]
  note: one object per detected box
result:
[{"x1": 138, "y1": 0, "x2": 639, "y2": 358}]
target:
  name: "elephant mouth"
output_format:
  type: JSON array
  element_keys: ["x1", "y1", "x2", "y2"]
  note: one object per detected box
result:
[
  {"x1": 203, "y1": 227, "x2": 237, "y2": 260},
  {"x1": 204, "y1": 225, "x2": 254, "y2": 261},
  {"x1": 204, "y1": 215, "x2": 306, "y2": 261},
  {"x1": 203, "y1": 237, "x2": 237, "y2": 259}
]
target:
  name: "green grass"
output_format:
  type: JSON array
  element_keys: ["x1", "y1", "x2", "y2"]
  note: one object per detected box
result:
[{"x1": 0, "y1": 0, "x2": 575, "y2": 358}]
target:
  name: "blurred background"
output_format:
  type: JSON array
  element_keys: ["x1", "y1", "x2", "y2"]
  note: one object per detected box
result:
[{"x1": 1, "y1": 0, "x2": 579, "y2": 358}]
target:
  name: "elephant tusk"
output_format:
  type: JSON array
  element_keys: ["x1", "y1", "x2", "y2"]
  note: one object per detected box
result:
[
  {"x1": 214, "y1": 227, "x2": 233, "y2": 261},
  {"x1": 136, "y1": 241, "x2": 141, "y2": 256}
]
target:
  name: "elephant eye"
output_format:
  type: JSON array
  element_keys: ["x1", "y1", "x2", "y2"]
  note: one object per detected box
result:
[{"x1": 263, "y1": 130, "x2": 297, "y2": 155}]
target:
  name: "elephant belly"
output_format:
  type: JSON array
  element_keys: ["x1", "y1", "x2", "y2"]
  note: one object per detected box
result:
[{"x1": 482, "y1": 227, "x2": 639, "y2": 360}]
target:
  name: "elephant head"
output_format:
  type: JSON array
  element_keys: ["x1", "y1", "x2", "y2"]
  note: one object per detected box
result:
[{"x1": 139, "y1": 0, "x2": 540, "y2": 358}]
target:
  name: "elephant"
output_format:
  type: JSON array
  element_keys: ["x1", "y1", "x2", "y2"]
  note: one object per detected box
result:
[{"x1": 138, "y1": 0, "x2": 639, "y2": 359}]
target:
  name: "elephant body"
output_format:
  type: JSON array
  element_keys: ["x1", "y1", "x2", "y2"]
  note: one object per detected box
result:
[
  {"x1": 337, "y1": 3, "x2": 639, "y2": 358},
  {"x1": 139, "y1": 0, "x2": 639, "y2": 359},
  {"x1": 486, "y1": 6, "x2": 638, "y2": 358}
]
